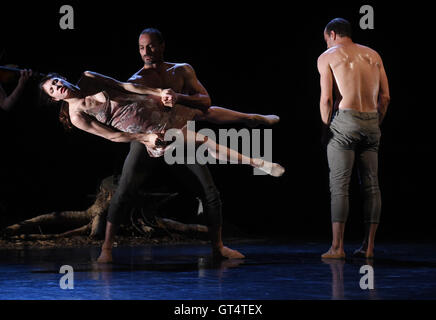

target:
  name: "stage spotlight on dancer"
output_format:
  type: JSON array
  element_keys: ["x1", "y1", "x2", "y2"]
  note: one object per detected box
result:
[
  {"x1": 317, "y1": 18, "x2": 390, "y2": 259},
  {"x1": 40, "y1": 29, "x2": 285, "y2": 262}
]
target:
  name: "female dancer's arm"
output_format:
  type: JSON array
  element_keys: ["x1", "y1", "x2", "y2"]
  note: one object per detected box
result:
[
  {"x1": 69, "y1": 109, "x2": 156, "y2": 146},
  {"x1": 83, "y1": 71, "x2": 162, "y2": 97}
]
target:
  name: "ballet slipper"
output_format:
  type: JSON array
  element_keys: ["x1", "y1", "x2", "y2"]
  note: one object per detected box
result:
[
  {"x1": 261, "y1": 114, "x2": 280, "y2": 126},
  {"x1": 252, "y1": 158, "x2": 285, "y2": 177},
  {"x1": 249, "y1": 114, "x2": 281, "y2": 127}
]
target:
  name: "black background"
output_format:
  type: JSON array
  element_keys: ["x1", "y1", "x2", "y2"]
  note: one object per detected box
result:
[{"x1": 0, "y1": 1, "x2": 434, "y2": 242}]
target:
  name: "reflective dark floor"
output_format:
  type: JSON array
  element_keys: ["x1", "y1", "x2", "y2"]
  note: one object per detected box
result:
[{"x1": 0, "y1": 241, "x2": 435, "y2": 300}]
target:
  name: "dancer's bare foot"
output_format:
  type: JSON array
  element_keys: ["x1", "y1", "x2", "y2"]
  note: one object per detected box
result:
[
  {"x1": 247, "y1": 114, "x2": 280, "y2": 127},
  {"x1": 213, "y1": 246, "x2": 245, "y2": 260},
  {"x1": 321, "y1": 247, "x2": 345, "y2": 259},
  {"x1": 353, "y1": 247, "x2": 374, "y2": 259},
  {"x1": 252, "y1": 158, "x2": 285, "y2": 177},
  {"x1": 97, "y1": 248, "x2": 113, "y2": 263}
]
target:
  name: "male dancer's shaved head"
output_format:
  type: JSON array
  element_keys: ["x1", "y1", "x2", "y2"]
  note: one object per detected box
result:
[
  {"x1": 324, "y1": 18, "x2": 352, "y2": 38},
  {"x1": 140, "y1": 27, "x2": 164, "y2": 44}
]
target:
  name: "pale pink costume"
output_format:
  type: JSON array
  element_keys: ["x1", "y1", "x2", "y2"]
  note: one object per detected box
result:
[{"x1": 84, "y1": 91, "x2": 197, "y2": 157}]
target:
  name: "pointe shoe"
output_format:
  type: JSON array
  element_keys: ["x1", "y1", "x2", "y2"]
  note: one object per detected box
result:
[{"x1": 252, "y1": 159, "x2": 285, "y2": 177}]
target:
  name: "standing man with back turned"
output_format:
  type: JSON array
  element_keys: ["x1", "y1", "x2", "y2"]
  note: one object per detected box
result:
[{"x1": 317, "y1": 18, "x2": 390, "y2": 259}]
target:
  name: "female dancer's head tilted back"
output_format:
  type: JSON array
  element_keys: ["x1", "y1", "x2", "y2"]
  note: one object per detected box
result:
[
  {"x1": 39, "y1": 73, "x2": 80, "y2": 130},
  {"x1": 40, "y1": 73, "x2": 80, "y2": 102}
]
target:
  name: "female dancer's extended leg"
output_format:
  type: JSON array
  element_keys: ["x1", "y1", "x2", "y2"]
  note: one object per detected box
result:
[
  {"x1": 182, "y1": 128, "x2": 285, "y2": 177},
  {"x1": 195, "y1": 106, "x2": 280, "y2": 127}
]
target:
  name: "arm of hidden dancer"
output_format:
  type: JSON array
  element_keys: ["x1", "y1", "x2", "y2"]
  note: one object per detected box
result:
[
  {"x1": 69, "y1": 109, "x2": 158, "y2": 147},
  {"x1": 82, "y1": 71, "x2": 163, "y2": 97}
]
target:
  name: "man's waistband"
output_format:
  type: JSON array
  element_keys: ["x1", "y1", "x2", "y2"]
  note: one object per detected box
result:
[{"x1": 336, "y1": 108, "x2": 379, "y2": 120}]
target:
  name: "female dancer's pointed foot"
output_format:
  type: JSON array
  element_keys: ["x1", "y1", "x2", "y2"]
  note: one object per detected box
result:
[
  {"x1": 248, "y1": 114, "x2": 280, "y2": 127},
  {"x1": 97, "y1": 248, "x2": 113, "y2": 263},
  {"x1": 321, "y1": 247, "x2": 346, "y2": 259},
  {"x1": 213, "y1": 246, "x2": 245, "y2": 260},
  {"x1": 252, "y1": 158, "x2": 285, "y2": 177}
]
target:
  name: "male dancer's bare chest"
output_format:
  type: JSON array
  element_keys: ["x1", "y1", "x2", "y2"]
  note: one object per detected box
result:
[{"x1": 138, "y1": 68, "x2": 185, "y2": 93}]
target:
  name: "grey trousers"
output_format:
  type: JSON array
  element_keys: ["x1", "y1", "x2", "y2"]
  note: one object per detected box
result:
[{"x1": 327, "y1": 109, "x2": 382, "y2": 224}]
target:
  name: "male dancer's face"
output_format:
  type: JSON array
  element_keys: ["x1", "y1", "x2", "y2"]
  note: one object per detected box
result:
[{"x1": 138, "y1": 33, "x2": 164, "y2": 66}]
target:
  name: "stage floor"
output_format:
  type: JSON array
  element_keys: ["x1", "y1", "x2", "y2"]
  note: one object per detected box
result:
[{"x1": 0, "y1": 241, "x2": 435, "y2": 300}]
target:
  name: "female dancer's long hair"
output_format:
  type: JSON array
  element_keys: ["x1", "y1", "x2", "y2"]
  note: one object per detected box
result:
[{"x1": 39, "y1": 73, "x2": 73, "y2": 130}]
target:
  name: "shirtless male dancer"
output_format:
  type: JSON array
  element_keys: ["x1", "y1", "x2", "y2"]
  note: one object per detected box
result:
[
  {"x1": 317, "y1": 18, "x2": 390, "y2": 259},
  {"x1": 97, "y1": 28, "x2": 276, "y2": 263}
]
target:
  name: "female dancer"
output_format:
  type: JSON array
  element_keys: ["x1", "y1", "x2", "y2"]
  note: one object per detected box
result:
[{"x1": 40, "y1": 71, "x2": 285, "y2": 176}]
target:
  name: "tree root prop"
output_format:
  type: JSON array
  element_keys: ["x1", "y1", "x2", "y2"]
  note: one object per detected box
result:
[
  {"x1": 155, "y1": 217, "x2": 208, "y2": 233},
  {"x1": 1, "y1": 176, "x2": 208, "y2": 241}
]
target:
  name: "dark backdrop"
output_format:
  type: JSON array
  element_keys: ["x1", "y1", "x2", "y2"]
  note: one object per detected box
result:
[{"x1": 0, "y1": 1, "x2": 434, "y2": 241}]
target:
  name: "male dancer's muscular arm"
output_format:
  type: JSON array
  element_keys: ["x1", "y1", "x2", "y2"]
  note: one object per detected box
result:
[
  {"x1": 160, "y1": 64, "x2": 211, "y2": 112},
  {"x1": 317, "y1": 54, "x2": 334, "y2": 126},
  {"x1": 176, "y1": 64, "x2": 211, "y2": 109},
  {"x1": 376, "y1": 56, "x2": 390, "y2": 125}
]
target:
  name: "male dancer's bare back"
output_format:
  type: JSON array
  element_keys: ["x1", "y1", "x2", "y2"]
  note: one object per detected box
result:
[{"x1": 318, "y1": 39, "x2": 390, "y2": 123}]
